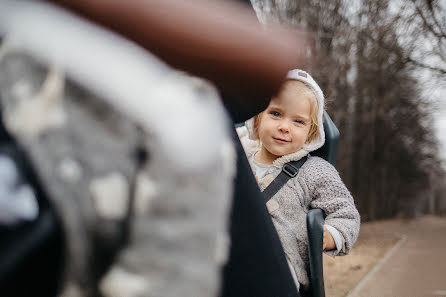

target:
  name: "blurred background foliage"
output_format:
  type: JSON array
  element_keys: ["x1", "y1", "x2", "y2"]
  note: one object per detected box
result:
[{"x1": 252, "y1": 0, "x2": 446, "y2": 221}]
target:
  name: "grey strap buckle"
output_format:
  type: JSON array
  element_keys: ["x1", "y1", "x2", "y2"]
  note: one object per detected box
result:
[{"x1": 282, "y1": 163, "x2": 298, "y2": 177}]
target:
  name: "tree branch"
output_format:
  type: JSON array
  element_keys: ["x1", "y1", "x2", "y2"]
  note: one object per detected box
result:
[
  {"x1": 405, "y1": 56, "x2": 446, "y2": 75},
  {"x1": 412, "y1": 0, "x2": 446, "y2": 40}
]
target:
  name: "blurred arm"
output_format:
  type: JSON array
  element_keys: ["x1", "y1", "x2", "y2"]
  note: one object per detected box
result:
[{"x1": 47, "y1": 0, "x2": 310, "y2": 115}]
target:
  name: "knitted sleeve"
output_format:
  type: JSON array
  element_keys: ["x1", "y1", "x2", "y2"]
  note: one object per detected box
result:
[{"x1": 304, "y1": 157, "x2": 360, "y2": 256}]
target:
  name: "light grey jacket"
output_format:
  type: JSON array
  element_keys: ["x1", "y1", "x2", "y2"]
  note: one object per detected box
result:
[{"x1": 238, "y1": 128, "x2": 360, "y2": 289}]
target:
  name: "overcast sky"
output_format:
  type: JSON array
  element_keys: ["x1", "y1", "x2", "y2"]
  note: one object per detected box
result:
[{"x1": 433, "y1": 88, "x2": 446, "y2": 161}]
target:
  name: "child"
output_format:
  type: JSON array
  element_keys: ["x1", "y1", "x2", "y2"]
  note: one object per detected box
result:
[{"x1": 237, "y1": 69, "x2": 360, "y2": 292}]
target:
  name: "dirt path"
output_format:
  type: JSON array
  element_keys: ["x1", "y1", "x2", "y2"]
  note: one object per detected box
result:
[{"x1": 343, "y1": 215, "x2": 446, "y2": 297}]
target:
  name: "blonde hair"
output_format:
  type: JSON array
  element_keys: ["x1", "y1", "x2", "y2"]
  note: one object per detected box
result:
[{"x1": 252, "y1": 80, "x2": 320, "y2": 144}]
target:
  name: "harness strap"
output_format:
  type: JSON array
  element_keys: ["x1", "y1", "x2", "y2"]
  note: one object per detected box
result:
[{"x1": 262, "y1": 156, "x2": 308, "y2": 202}]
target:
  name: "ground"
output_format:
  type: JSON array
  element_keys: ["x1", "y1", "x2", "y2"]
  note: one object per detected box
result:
[{"x1": 323, "y1": 215, "x2": 446, "y2": 297}]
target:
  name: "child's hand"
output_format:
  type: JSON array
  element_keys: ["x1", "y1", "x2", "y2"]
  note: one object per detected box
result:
[{"x1": 323, "y1": 226, "x2": 336, "y2": 251}]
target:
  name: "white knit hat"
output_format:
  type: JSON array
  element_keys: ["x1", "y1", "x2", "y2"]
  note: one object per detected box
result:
[{"x1": 245, "y1": 69, "x2": 325, "y2": 152}]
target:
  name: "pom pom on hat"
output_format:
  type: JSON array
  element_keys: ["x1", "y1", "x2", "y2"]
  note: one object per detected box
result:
[{"x1": 245, "y1": 69, "x2": 325, "y2": 152}]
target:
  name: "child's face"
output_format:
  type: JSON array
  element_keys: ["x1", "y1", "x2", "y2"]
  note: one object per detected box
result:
[{"x1": 257, "y1": 81, "x2": 312, "y2": 164}]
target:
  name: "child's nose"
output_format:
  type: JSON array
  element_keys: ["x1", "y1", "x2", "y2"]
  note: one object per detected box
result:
[{"x1": 278, "y1": 120, "x2": 290, "y2": 132}]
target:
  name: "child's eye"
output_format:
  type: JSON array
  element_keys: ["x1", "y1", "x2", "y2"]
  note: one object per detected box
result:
[
  {"x1": 270, "y1": 111, "x2": 280, "y2": 117},
  {"x1": 294, "y1": 119, "x2": 305, "y2": 124}
]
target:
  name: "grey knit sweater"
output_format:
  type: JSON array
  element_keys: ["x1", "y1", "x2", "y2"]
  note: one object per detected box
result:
[{"x1": 237, "y1": 127, "x2": 360, "y2": 290}]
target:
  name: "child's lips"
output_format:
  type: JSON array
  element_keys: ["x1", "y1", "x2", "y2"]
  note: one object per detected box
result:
[{"x1": 273, "y1": 137, "x2": 290, "y2": 143}]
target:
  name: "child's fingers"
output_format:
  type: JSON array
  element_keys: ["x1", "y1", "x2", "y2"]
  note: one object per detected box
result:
[
  {"x1": 323, "y1": 226, "x2": 328, "y2": 250},
  {"x1": 323, "y1": 226, "x2": 336, "y2": 250}
]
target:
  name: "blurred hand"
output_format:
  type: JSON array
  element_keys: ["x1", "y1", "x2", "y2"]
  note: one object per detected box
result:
[
  {"x1": 323, "y1": 226, "x2": 336, "y2": 251},
  {"x1": 46, "y1": 0, "x2": 311, "y2": 105}
]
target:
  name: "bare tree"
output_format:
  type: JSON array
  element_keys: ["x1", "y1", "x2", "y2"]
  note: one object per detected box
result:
[{"x1": 384, "y1": 0, "x2": 446, "y2": 79}]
